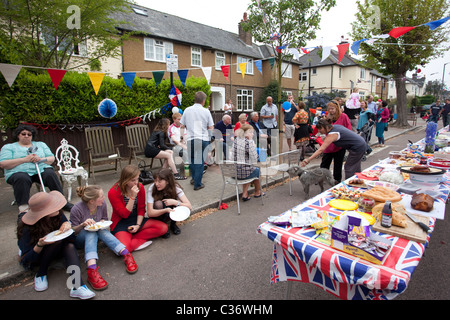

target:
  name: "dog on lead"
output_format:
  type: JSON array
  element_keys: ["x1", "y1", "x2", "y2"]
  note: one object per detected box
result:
[{"x1": 287, "y1": 166, "x2": 336, "y2": 198}]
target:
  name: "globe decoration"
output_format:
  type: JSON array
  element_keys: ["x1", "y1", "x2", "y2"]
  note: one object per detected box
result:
[
  {"x1": 282, "y1": 101, "x2": 291, "y2": 113},
  {"x1": 98, "y1": 98, "x2": 117, "y2": 118},
  {"x1": 270, "y1": 32, "x2": 281, "y2": 41}
]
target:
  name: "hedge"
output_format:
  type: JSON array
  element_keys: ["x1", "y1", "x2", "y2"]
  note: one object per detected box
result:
[{"x1": 0, "y1": 70, "x2": 211, "y2": 128}]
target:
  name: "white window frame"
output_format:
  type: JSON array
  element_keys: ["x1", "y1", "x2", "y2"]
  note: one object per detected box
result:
[
  {"x1": 359, "y1": 91, "x2": 366, "y2": 101},
  {"x1": 215, "y1": 51, "x2": 226, "y2": 70},
  {"x1": 236, "y1": 89, "x2": 253, "y2": 111},
  {"x1": 360, "y1": 67, "x2": 366, "y2": 79},
  {"x1": 144, "y1": 38, "x2": 173, "y2": 62},
  {"x1": 72, "y1": 39, "x2": 88, "y2": 57},
  {"x1": 191, "y1": 47, "x2": 202, "y2": 67},
  {"x1": 237, "y1": 56, "x2": 253, "y2": 75},
  {"x1": 299, "y1": 72, "x2": 307, "y2": 82},
  {"x1": 281, "y1": 62, "x2": 292, "y2": 78}
]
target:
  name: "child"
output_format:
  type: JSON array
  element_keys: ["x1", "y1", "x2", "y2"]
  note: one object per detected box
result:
[
  {"x1": 147, "y1": 168, "x2": 192, "y2": 238},
  {"x1": 70, "y1": 185, "x2": 138, "y2": 291},
  {"x1": 346, "y1": 88, "x2": 361, "y2": 109}
]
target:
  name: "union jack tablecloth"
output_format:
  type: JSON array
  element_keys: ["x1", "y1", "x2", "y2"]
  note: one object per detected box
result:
[{"x1": 257, "y1": 165, "x2": 449, "y2": 300}]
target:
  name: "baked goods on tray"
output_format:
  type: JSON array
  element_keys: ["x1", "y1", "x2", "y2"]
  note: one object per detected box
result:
[
  {"x1": 409, "y1": 165, "x2": 431, "y2": 173},
  {"x1": 372, "y1": 202, "x2": 408, "y2": 228},
  {"x1": 361, "y1": 186, "x2": 402, "y2": 203},
  {"x1": 411, "y1": 193, "x2": 434, "y2": 212}
]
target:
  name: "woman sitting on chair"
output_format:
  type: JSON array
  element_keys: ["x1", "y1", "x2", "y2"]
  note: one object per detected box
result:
[
  {"x1": 230, "y1": 124, "x2": 264, "y2": 201},
  {"x1": 144, "y1": 118, "x2": 186, "y2": 180}
]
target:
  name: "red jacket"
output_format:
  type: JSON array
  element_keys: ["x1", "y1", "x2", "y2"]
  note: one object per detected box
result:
[{"x1": 108, "y1": 182, "x2": 146, "y2": 232}]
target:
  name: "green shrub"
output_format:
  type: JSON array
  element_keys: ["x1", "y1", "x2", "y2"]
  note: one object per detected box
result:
[{"x1": 0, "y1": 70, "x2": 210, "y2": 128}]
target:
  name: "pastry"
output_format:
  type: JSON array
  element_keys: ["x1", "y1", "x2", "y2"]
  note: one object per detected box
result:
[
  {"x1": 372, "y1": 202, "x2": 408, "y2": 228},
  {"x1": 411, "y1": 193, "x2": 434, "y2": 212},
  {"x1": 410, "y1": 165, "x2": 430, "y2": 173},
  {"x1": 362, "y1": 186, "x2": 402, "y2": 203}
]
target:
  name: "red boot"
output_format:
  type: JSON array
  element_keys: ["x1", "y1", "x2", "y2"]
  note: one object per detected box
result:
[
  {"x1": 87, "y1": 267, "x2": 108, "y2": 290},
  {"x1": 124, "y1": 253, "x2": 138, "y2": 274}
]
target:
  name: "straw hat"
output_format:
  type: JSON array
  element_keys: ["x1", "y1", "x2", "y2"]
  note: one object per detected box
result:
[{"x1": 21, "y1": 191, "x2": 66, "y2": 225}]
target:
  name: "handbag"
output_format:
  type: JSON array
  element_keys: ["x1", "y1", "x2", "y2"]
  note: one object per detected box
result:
[{"x1": 138, "y1": 160, "x2": 154, "y2": 185}]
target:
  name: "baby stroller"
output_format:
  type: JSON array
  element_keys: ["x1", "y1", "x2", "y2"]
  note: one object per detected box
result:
[{"x1": 359, "y1": 119, "x2": 375, "y2": 161}]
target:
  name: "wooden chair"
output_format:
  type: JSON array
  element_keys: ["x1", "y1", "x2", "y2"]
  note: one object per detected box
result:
[
  {"x1": 125, "y1": 124, "x2": 162, "y2": 167},
  {"x1": 84, "y1": 127, "x2": 122, "y2": 182},
  {"x1": 55, "y1": 138, "x2": 88, "y2": 201},
  {"x1": 218, "y1": 161, "x2": 263, "y2": 215}
]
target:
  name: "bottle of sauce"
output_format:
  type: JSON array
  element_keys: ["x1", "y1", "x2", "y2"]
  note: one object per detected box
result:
[{"x1": 381, "y1": 201, "x2": 392, "y2": 228}]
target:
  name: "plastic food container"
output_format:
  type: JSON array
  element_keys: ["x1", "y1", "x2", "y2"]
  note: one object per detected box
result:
[{"x1": 389, "y1": 151, "x2": 402, "y2": 159}]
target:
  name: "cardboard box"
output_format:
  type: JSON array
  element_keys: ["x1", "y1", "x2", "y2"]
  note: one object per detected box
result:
[{"x1": 331, "y1": 212, "x2": 392, "y2": 265}]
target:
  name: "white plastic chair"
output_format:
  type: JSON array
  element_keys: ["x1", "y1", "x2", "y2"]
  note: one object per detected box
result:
[
  {"x1": 55, "y1": 138, "x2": 89, "y2": 201},
  {"x1": 218, "y1": 161, "x2": 263, "y2": 215}
]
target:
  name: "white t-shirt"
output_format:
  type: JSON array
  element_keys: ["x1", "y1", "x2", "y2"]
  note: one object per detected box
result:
[
  {"x1": 168, "y1": 123, "x2": 187, "y2": 144},
  {"x1": 180, "y1": 103, "x2": 214, "y2": 141},
  {"x1": 146, "y1": 184, "x2": 185, "y2": 203}
]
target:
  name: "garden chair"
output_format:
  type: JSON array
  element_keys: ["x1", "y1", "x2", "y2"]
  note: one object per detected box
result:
[
  {"x1": 218, "y1": 161, "x2": 263, "y2": 215},
  {"x1": 55, "y1": 138, "x2": 88, "y2": 201},
  {"x1": 261, "y1": 149, "x2": 300, "y2": 196},
  {"x1": 84, "y1": 126, "x2": 122, "y2": 182},
  {"x1": 125, "y1": 124, "x2": 162, "y2": 167}
]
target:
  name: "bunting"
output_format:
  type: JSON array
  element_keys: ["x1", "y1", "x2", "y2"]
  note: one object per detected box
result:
[
  {"x1": 177, "y1": 69, "x2": 189, "y2": 87},
  {"x1": 238, "y1": 62, "x2": 247, "y2": 79},
  {"x1": 152, "y1": 70, "x2": 165, "y2": 86},
  {"x1": 388, "y1": 26, "x2": 417, "y2": 39},
  {"x1": 337, "y1": 43, "x2": 350, "y2": 63},
  {"x1": 254, "y1": 60, "x2": 263, "y2": 75},
  {"x1": 321, "y1": 46, "x2": 332, "y2": 62},
  {"x1": 0, "y1": 63, "x2": 22, "y2": 87},
  {"x1": 201, "y1": 67, "x2": 211, "y2": 83},
  {"x1": 122, "y1": 72, "x2": 136, "y2": 89},
  {"x1": 220, "y1": 65, "x2": 230, "y2": 81},
  {"x1": 88, "y1": 72, "x2": 105, "y2": 95}
]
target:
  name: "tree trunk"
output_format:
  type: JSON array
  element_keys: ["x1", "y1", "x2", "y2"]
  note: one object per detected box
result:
[{"x1": 394, "y1": 72, "x2": 409, "y2": 127}]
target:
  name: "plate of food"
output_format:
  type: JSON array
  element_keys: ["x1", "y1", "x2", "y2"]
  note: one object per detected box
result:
[
  {"x1": 44, "y1": 228, "x2": 74, "y2": 242},
  {"x1": 84, "y1": 220, "x2": 112, "y2": 232},
  {"x1": 365, "y1": 180, "x2": 399, "y2": 191},
  {"x1": 169, "y1": 206, "x2": 191, "y2": 221}
]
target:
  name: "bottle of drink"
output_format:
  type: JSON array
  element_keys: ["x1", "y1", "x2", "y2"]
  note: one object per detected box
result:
[
  {"x1": 381, "y1": 201, "x2": 392, "y2": 228},
  {"x1": 184, "y1": 164, "x2": 190, "y2": 177}
]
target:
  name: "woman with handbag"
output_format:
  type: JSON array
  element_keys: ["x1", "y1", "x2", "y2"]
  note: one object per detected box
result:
[
  {"x1": 108, "y1": 165, "x2": 168, "y2": 252},
  {"x1": 375, "y1": 100, "x2": 390, "y2": 147},
  {"x1": 147, "y1": 168, "x2": 192, "y2": 238}
]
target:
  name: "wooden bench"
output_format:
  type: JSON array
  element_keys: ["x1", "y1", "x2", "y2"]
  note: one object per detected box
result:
[{"x1": 125, "y1": 124, "x2": 162, "y2": 168}]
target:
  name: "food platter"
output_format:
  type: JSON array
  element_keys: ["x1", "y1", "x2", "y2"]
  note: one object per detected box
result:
[
  {"x1": 84, "y1": 220, "x2": 112, "y2": 232},
  {"x1": 44, "y1": 229, "x2": 74, "y2": 242},
  {"x1": 428, "y1": 160, "x2": 450, "y2": 169},
  {"x1": 398, "y1": 166, "x2": 445, "y2": 175}
]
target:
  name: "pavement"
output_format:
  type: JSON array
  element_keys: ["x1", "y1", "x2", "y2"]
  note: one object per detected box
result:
[{"x1": 0, "y1": 117, "x2": 429, "y2": 291}]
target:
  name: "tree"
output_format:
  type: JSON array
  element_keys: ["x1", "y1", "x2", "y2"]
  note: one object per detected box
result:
[
  {"x1": 351, "y1": 0, "x2": 449, "y2": 127},
  {"x1": 243, "y1": 0, "x2": 336, "y2": 130},
  {"x1": 0, "y1": 0, "x2": 131, "y2": 69}
]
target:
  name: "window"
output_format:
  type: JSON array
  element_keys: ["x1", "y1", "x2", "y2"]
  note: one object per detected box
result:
[
  {"x1": 236, "y1": 89, "x2": 253, "y2": 111},
  {"x1": 282, "y1": 62, "x2": 292, "y2": 78},
  {"x1": 360, "y1": 68, "x2": 366, "y2": 79},
  {"x1": 299, "y1": 72, "x2": 307, "y2": 82},
  {"x1": 73, "y1": 39, "x2": 88, "y2": 57},
  {"x1": 312, "y1": 68, "x2": 317, "y2": 75},
  {"x1": 215, "y1": 51, "x2": 226, "y2": 70},
  {"x1": 339, "y1": 67, "x2": 342, "y2": 79},
  {"x1": 359, "y1": 91, "x2": 365, "y2": 101},
  {"x1": 237, "y1": 56, "x2": 253, "y2": 75},
  {"x1": 144, "y1": 38, "x2": 173, "y2": 62},
  {"x1": 191, "y1": 47, "x2": 202, "y2": 67}
]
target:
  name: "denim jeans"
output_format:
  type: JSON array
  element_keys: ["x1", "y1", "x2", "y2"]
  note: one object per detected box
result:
[
  {"x1": 75, "y1": 229, "x2": 126, "y2": 262},
  {"x1": 188, "y1": 139, "x2": 210, "y2": 188}
]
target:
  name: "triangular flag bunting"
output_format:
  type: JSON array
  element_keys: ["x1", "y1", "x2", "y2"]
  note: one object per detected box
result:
[
  {"x1": 122, "y1": 72, "x2": 136, "y2": 89},
  {"x1": 268, "y1": 57, "x2": 275, "y2": 69},
  {"x1": 47, "y1": 69, "x2": 66, "y2": 90},
  {"x1": 254, "y1": 60, "x2": 263, "y2": 75},
  {"x1": 0, "y1": 63, "x2": 22, "y2": 87},
  {"x1": 288, "y1": 48, "x2": 300, "y2": 60},
  {"x1": 88, "y1": 72, "x2": 105, "y2": 95},
  {"x1": 423, "y1": 16, "x2": 450, "y2": 30},
  {"x1": 350, "y1": 39, "x2": 366, "y2": 55},
  {"x1": 300, "y1": 48, "x2": 310, "y2": 54},
  {"x1": 169, "y1": 84, "x2": 182, "y2": 107},
  {"x1": 321, "y1": 46, "x2": 332, "y2": 62},
  {"x1": 152, "y1": 71, "x2": 165, "y2": 86},
  {"x1": 220, "y1": 65, "x2": 229, "y2": 81},
  {"x1": 177, "y1": 69, "x2": 189, "y2": 87},
  {"x1": 388, "y1": 26, "x2": 416, "y2": 39},
  {"x1": 201, "y1": 67, "x2": 211, "y2": 84},
  {"x1": 238, "y1": 63, "x2": 247, "y2": 79},
  {"x1": 337, "y1": 43, "x2": 349, "y2": 63}
]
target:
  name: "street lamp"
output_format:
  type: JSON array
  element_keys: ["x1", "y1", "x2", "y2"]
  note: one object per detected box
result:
[{"x1": 442, "y1": 62, "x2": 450, "y2": 98}]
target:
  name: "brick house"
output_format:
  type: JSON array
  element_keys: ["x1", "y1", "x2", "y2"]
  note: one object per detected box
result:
[{"x1": 109, "y1": 4, "x2": 300, "y2": 112}]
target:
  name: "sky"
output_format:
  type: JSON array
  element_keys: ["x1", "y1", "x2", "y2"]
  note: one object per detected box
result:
[{"x1": 135, "y1": 0, "x2": 450, "y2": 88}]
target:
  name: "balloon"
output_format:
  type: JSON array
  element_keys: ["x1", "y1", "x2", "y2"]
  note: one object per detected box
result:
[
  {"x1": 282, "y1": 101, "x2": 291, "y2": 112},
  {"x1": 172, "y1": 107, "x2": 179, "y2": 114},
  {"x1": 98, "y1": 98, "x2": 117, "y2": 118}
]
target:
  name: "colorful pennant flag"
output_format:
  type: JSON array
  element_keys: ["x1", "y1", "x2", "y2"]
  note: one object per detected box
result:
[
  {"x1": 238, "y1": 63, "x2": 247, "y2": 79},
  {"x1": 388, "y1": 26, "x2": 417, "y2": 39},
  {"x1": 268, "y1": 57, "x2": 275, "y2": 69},
  {"x1": 350, "y1": 39, "x2": 366, "y2": 55},
  {"x1": 169, "y1": 84, "x2": 182, "y2": 106},
  {"x1": 177, "y1": 69, "x2": 189, "y2": 87},
  {"x1": 201, "y1": 67, "x2": 211, "y2": 84},
  {"x1": 88, "y1": 72, "x2": 105, "y2": 95},
  {"x1": 47, "y1": 69, "x2": 66, "y2": 90},
  {"x1": 254, "y1": 60, "x2": 263, "y2": 75},
  {"x1": 220, "y1": 65, "x2": 230, "y2": 81},
  {"x1": 152, "y1": 71, "x2": 165, "y2": 86},
  {"x1": 0, "y1": 63, "x2": 22, "y2": 87},
  {"x1": 337, "y1": 43, "x2": 349, "y2": 63},
  {"x1": 288, "y1": 48, "x2": 300, "y2": 60},
  {"x1": 122, "y1": 72, "x2": 136, "y2": 89},
  {"x1": 423, "y1": 16, "x2": 450, "y2": 30},
  {"x1": 321, "y1": 46, "x2": 332, "y2": 62}
]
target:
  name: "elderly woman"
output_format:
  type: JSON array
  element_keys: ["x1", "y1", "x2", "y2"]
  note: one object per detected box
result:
[
  {"x1": 301, "y1": 119, "x2": 367, "y2": 179},
  {"x1": 233, "y1": 113, "x2": 249, "y2": 132},
  {"x1": 0, "y1": 124, "x2": 72, "y2": 212},
  {"x1": 230, "y1": 124, "x2": 264, "y2": 201}
]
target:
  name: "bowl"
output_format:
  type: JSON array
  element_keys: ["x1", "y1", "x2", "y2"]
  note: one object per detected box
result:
[
  {"x1": 435, "y1": 139, "x2": 448, "y2": 148},
  {"x1": 399, "y1": 166, "x2": 445, "y2": 188}
]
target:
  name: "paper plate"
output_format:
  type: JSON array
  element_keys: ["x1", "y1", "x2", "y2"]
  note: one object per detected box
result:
[
  {"x1": 328, "y1": 199, "x2": 358, "y2": 211},
  {"x1": 44, "y1": 229, "x2": 74, "y2": 242},
  {"x1": 84, "y1": 220, "x2": 112, "y2": 232},
  {"x1": 170, "y1": 206, "x2": 191, "y2": 221}
]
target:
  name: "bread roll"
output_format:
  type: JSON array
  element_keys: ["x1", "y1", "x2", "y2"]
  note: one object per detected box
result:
[
  {"x1": 372, "y1": 202, "x2": 408, "y2": 228},
  {"x1": 411, "y1": 193, "x2": 434, "y2": 212},
  {"x1": 362, "y1": 186, "x2": 402, "y2": 203}
]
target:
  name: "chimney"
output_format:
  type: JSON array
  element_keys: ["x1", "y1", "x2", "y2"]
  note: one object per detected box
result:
[{"x1": 238, "y1": 12, "x2": 252, "y2": 45}]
